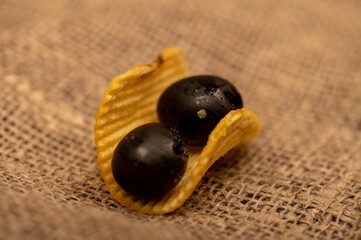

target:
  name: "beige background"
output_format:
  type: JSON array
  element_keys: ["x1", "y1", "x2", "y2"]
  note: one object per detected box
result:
[{"x1": 0, "y1": 0, "x2": 360, "y2": 239}]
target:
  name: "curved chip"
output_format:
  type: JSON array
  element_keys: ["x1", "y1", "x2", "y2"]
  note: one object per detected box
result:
[{"x1": 94, "y1": 46, "x2": 261, "y2": 214}]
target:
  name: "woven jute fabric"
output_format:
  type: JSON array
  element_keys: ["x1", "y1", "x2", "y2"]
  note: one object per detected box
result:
[{"x1": 1, "y1": 0, "x2": 360, "y2": 239}]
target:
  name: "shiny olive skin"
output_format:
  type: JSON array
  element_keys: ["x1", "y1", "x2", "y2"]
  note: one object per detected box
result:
[
  {"x1": 157, "y1": 75, "x2": 243, "y2": 146},
  {"x1": 112, "y1": 123, "x2": 188, "y2": 197}
]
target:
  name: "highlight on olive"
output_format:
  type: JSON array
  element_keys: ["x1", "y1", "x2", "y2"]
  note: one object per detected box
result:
[
  {"x1": 112, "y1": 123, "x2": 188, "y2": 197},
  {"x1": 157, "y1": 75, "x2": 243, "y2": 146}
]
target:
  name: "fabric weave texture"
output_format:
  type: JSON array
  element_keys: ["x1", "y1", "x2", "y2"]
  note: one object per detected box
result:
[{"x1": 0, "y1": 0, "x2": 361, "y2": 239}]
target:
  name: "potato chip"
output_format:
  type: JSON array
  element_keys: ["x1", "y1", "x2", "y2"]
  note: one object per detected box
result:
[{"x1": 94, "y1": 46, "x2": 261, "y2": 214}]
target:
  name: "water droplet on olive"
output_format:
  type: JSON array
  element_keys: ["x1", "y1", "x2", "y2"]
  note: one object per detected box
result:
[{"x1": 157, "y1": 75, "x2": 243, "y2": 145}]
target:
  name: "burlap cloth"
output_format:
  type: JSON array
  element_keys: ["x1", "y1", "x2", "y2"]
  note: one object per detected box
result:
[{"x1": 1, "y1": 0, "x2": 361, "y2": 239}]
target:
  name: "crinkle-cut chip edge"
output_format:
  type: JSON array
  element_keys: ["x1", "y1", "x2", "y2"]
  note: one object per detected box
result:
[{"x1": 94, "y1": 46, "x2": 188, "y2": 130}]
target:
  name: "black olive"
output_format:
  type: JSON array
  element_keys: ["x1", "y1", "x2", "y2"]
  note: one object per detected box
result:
[
  {"x1": 112, "y1": 123, "x2": 188, "y2": 197},
  {"x1": 157, "y1": 75, "x2": 243, "y2": 146}
]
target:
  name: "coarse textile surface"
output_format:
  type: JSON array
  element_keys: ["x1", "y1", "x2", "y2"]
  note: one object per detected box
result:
[{"x1": 0, "y1": 0, "x2": 360, "y2": 239}]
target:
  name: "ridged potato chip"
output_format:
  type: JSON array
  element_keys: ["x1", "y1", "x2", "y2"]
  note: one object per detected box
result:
[{"x1": 94, "y1": 46, "x2": 261, "y2": 214}]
